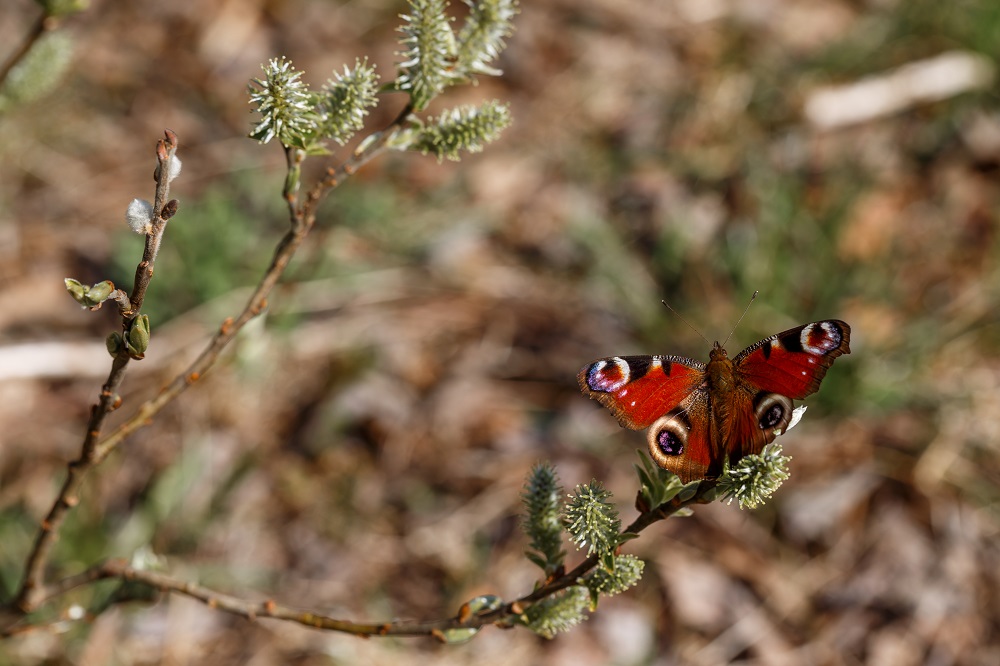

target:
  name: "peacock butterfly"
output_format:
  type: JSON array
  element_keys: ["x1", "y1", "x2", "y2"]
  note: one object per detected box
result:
[{"x1": 578, "y1": 319, "x2": 851, "y2": 482}]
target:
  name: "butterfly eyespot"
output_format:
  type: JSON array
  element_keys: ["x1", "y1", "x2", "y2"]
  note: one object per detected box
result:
[
  {"x1": 646, "y1": 410, "x2": 690, "y2": 466},
  {"x1": 800, "y1": 322, "x2": 843, "y2": 356},
  {"x1": 761, "y1": 403, "x2": 785, "y2": 429},
  {"x1": 754, "y1": 393, "x2": 794, "y2": 438},
  {"x1": 656, "y1": 429, "x2": 683, "y2": 455},
  {"x1": 585, "y1": 358, "x2": 630, "y2": 393}
]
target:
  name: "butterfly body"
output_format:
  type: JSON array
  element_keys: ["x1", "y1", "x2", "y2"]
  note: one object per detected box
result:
[{"x1": 579, "y1": 320, "x2": 851, "y2": 482}]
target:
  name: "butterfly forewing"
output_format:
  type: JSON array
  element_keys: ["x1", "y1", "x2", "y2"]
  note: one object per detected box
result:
[
  {"x1": 578, "y1": 355, "x2": 705, "y2": 430},
  {"x1": 733, "y1": 320, "x2": 851, "y2": 399}
]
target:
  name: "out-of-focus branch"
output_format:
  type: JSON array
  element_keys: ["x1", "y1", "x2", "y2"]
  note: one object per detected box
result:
[{"x1": 0, "y1": 13, "x2": 50, "y2": 87}]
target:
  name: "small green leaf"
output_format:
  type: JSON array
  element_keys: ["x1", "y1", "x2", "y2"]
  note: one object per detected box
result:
[
  {"x1": 677, "y1": 479, "x2": 702, "y2": 503},
  {"x1": 634, "y1": 450, "x2": 685, "y2": 508}
]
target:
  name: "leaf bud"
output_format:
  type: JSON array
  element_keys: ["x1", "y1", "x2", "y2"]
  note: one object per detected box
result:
[
  {"x1": 87, "y1": 280, "x2": 114, "y2": 304},
  {"x1": 106, "y1": 331, "x2": 124, "y2": 357},
  {"x1": 126, "y1": 314, "x2": 151, "y2": 358}
]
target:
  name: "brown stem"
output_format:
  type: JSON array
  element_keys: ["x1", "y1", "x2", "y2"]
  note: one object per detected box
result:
[
  {"x1": 0, "y1": 13, "x2": 52, "y2": 88},
  {"x1": 92, "y1": 106, "x2": 413, "y2": 462},
  {"x1": 11, "y1": 107, "x2": 413, "y2": 618},
  {"x1": 14, "y1": 132, "x2": 180, "y2": 613},
  {"x1": 4, "y1": 484, "x2": 713, "y2": 639}
]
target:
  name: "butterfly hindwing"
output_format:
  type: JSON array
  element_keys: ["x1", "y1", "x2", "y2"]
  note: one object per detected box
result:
[{"x1": 643, "y1": 394, "x2": 714, "y2": 482}]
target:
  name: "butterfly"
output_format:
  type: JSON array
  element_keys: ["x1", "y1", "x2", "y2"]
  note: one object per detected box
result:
[{"x1": 578, "y1": 320, "x2": 851, "y2": 483}]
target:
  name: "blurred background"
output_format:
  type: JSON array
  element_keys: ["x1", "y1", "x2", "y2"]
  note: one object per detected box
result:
[{"x1": 2, "y1": 0, "x2": 1000, "y2": 664}]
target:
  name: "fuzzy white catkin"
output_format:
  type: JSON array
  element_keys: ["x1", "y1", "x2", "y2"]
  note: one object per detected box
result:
[
  {"x1": 167, "y1": 156, "x2": 182, "y2": 181},
  {"x1": 125, "y1": 198, "x2": 154, "y2": 235},
  {"x1": 153, "y1": 156, "x2": 182, "y2": 183}
]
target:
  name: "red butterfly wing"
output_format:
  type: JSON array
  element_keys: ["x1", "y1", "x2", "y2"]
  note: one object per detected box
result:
[
  {"x1": 578, "y1": 355, "x2": 704, "y2": 430},
  {"x1": 733, "y1": 320, "x2": 851, "y2": 399},
  {"x1": 579, "y1": 355, "x2": 713, "y2": 480}
]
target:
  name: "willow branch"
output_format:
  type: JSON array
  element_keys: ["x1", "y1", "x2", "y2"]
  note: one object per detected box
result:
[
  {"x1": 92, "y1": 103, "x2": 413, "y2": 462},
  {"x1": 10, "y1": 106, "x2": 413, "y2": 616},
  {"x1": 5, "y1": 483, "x2": 715, "y2": 640},
  {"x1": 14, "y1": 132, "x2": 180, "y2": 613}
]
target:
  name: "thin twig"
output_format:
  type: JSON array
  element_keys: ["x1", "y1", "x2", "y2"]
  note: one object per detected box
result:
[
  {"x1": 92, "y1": 105, "x2": 413, "y2": 462},
  {"x1": 5, "y1": 484, "x2": 714, "y2": 640},
  {"x1": 0, "y1": 12, "x2": 52, "y2": 88},
  {"x1": 14, "y1": 132, "x2": 180, "y2": 613},
  {"x1": 10, "y1": 107, "x2": 412, "y2": 618}
]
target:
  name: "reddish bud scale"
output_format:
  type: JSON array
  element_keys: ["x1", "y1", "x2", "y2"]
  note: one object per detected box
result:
[
  {"x1": 161, "y1": 199, "x2": 179, "y2": 219},
  {"x1": 458, "y1": 603, "x2": 472, "y2": 623}
]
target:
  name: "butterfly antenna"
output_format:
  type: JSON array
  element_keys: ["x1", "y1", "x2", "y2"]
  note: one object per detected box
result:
[
  {"x1": 660, "y1": 300, "x2": 711, "y2": 345},
  {"x1": 721, "y1": 290, "x2": 758, "y2": 348}
]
